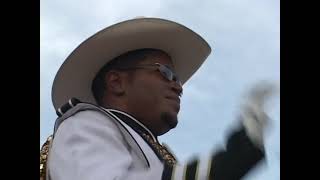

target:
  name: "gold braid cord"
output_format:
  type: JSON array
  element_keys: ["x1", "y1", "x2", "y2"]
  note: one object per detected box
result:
[
  {"x1": 40, "y1": 135, "x2": 53, "y2": 180},
  {"x1": 141, "y1": 133, "x2": 177, "y2": 166}
]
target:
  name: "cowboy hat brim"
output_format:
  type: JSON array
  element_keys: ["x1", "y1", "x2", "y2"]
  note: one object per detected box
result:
[{"x1": 52, "y1": 17, "x2": 212, "y2": 110}]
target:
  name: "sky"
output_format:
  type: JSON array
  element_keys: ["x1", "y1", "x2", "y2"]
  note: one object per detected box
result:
[{"x1": 40, "y1": 0, "x2": 280, "y2": 179}]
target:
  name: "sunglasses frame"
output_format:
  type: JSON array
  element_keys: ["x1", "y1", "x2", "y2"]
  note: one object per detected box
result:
[{"x1": 116, "y1": 63, "x2": 182, "y2": 86}]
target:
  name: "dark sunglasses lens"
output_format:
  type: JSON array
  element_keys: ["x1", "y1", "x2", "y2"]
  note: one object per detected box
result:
[
  {"x1": 158, "y1": 65, "x2": 182, "y2": 86},
  {"x1": 159, "y1": 65, "x2": 173, "y2": 81}
]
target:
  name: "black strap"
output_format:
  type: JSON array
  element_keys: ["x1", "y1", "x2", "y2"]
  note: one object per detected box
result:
[{"x1": 56, "y1": 98, "x2": 81, "y2": 117}]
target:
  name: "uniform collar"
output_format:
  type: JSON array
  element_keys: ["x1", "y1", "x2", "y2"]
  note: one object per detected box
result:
[{"x1": 102, "y1": 108, "x2": 158, "y2": 142}]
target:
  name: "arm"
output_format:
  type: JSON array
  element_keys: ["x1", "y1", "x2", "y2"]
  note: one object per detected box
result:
[
  {"x1": 162, "y1": 126, "x2": 264, "y2": 180},
  {"x1": 162, "y1": 82, "x2": 277, "y2": 180}
]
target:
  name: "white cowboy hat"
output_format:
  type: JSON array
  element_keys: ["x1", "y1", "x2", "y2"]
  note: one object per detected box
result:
[{"x1": 52, "y1": 17, "x2": 212, "y2": 110}]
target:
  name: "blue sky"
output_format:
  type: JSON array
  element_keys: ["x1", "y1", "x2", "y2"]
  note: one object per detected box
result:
[{"x1": 40, "y1": 0, "x2": 279, "y2": 179}]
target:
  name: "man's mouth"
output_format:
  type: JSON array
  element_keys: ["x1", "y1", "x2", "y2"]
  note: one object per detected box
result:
[
  {"x1": 165, "y1": 96, "x2": 180, "y2": 112},
  {"x1": 165, "y1": 96, "x2": 180, "y2": 104}
]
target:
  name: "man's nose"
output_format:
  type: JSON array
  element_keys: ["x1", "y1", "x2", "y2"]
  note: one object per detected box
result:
[{"x1": 171, "y1": 81, "x2": 183, "y2": 97}]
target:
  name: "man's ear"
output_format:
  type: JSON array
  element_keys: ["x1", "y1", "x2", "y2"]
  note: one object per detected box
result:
[{"x1": 105, "y1": 71, "x2": 126, "y2": 96}]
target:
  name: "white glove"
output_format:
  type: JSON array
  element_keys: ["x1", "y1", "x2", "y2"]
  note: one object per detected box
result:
[{"x1": 240, "y1": 81, "x2": 279, "y2": 150}]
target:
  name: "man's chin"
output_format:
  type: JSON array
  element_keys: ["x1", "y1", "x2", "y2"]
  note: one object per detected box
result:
[{"x1": 161, "y1": 112, "x2": 178, "y2": 130}]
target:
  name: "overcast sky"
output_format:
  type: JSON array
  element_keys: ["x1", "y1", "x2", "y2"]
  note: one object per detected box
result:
[{"x1": 40, "y1": 0, "x2": 280, "y2": 179}]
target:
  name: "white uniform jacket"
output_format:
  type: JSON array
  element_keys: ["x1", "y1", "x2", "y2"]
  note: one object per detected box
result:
[{"x1": 47, "y1": 102, "x2": 265, "y2": 180}]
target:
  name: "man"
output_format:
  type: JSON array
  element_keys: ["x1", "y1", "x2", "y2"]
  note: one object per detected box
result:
[{"x1": 44, "y1": 17, "x2": 276, "y2": 180}]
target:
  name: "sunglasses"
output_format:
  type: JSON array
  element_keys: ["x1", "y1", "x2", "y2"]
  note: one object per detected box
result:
[{"x1": 116, "y1": 63, "x2": 182, "y2": 86}]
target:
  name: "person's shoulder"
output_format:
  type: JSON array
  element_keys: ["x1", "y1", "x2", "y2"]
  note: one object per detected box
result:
[
  {"x1": 72, "y1": 109, "x2": 110, "y2": 120},
  {"x1": 62, "y1": 109, "x2": 117, "y2": 130},
  {"x1": 51, "y1": 108, "x2": 125, "y2": 151},
  {"x1": 53, "y1": 102, "x2": 126, "y2": 144}
]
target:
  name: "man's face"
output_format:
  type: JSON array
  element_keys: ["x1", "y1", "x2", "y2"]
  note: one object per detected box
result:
[{"x1": 124, "y1": 52, "x2": 182, "y2": 136}]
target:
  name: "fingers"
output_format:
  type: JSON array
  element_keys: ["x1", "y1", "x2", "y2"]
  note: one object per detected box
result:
[
  {"x1": 245, "y1": 81, "x2": 279, "y2": 108},
  {"x1": 240, "y1": 80, "x2": 279, "y2": 149}
]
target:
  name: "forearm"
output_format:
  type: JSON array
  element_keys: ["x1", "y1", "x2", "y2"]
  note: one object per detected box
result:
[{"x1": 161, "y1": 127, "x2": 264, "y2": 180}]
